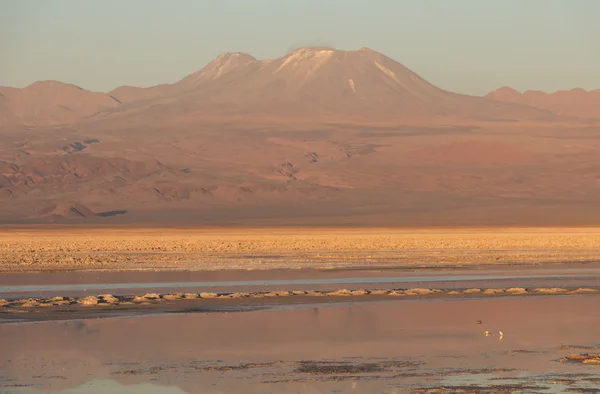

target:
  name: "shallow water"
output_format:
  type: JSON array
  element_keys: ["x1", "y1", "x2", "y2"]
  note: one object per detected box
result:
[
  {"x1": 0, "y1": 274, "x2": 597, "y2": 293},
  {"x1": 2, "y1": 265, "x2": 600, "y2": 298},
  {"x1": 1, "y1": 295, "x2": 599, "y2": 393}
]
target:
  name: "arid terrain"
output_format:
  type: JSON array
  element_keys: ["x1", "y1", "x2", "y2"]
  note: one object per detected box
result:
[
  {"x1": 2, "y1": 227, "x2": 600, "y2": 272},
  {"x1": 1, "y1": 47, "x2": 600, "y2": 226}
]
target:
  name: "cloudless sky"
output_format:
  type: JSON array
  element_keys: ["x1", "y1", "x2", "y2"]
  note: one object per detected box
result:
[{"x1": 1, "y1": 0, "x2": 598, "y2": 95}]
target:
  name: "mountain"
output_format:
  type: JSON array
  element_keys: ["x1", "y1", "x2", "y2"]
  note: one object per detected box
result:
[
  {"x1": 1, "y1": 48, "x2": 555, "y2": 127},
  {"x1": 486, "y1": 86, "x2": 600, "y2": 118},
  {"x1": 102, "y1": 47, "x2": 551, "y2": 124},
  {"x1": 0, "y1": 81, "x2": 120, "y2": 126},
  {"x1": 108, "y1": 52, "x2": 257, "y2": 104}
]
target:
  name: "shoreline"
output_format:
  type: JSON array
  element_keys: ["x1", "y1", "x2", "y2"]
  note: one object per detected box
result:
[{"x1": 2, "y1": 286, "x2": 598, "y2": 322}]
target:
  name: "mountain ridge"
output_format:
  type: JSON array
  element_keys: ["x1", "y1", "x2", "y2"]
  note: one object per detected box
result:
[
  {"x1": 486, "y1": 86, "x2": 600, "y2": 118},
  {"x1": 1, "y1": 47, "x2": 558, "y2": 128}
]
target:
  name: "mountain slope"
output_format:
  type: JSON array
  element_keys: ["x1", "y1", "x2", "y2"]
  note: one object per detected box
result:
[
  {"x1": 38, "y1": 201, "x2": 97, "y2": 220},
  {"x1": 486, "y1": 87, "x2": 600, "y2": 118},
  {"x1": 0, "y1": 92, "x2": 16, "y2": 125},
  {"x1": 109, "y1": 52, "x2": 258, "y2": 103}
]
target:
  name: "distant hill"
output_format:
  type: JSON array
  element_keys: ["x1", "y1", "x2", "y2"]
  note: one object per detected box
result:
[
  {"x1": 0, "y1": 81, "x2": 120, "y2": 126},
  {"x1": 486, "y1": 86, "x2": 600, "y2": 118}
]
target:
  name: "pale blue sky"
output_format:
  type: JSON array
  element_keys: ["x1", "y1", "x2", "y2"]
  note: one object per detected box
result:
[{"x1": 1, "y1": 0, "x2": 598, "y2": 95}]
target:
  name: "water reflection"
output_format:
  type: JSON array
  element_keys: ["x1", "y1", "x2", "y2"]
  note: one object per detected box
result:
[
  {"x1": 1, "y1": 296, "x2": 599, "y2": 393},
  {"x1": 13, "y1": 380, "x2": 187, "y2": 394}
]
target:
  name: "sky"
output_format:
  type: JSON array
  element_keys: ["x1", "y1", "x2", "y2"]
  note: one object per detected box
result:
[{"x1": 1, "y1": 0, "x2": 599, "y2": 96}]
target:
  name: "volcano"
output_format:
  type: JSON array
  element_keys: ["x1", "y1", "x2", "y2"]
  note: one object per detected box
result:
[
  {"x1": 1, "y1": 47, "x2": 555, "y2": 127},
  {"x1": 101, "y1": 47, "x2": 551, "y2": 124}
]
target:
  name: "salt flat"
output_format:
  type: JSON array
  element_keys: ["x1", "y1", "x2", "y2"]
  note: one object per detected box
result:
[{"x1": 2, "y1": 227, "x2": 600, "y2": 272}]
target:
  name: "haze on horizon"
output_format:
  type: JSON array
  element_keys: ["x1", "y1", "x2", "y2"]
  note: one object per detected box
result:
[{"x1": 1, "y1": 0, "x2": 599, "y2": 96}]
